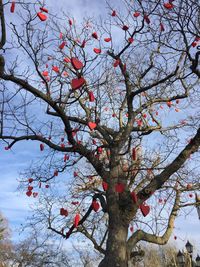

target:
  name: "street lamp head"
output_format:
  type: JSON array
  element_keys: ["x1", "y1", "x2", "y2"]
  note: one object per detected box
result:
[
  {"x1": 177, "y1": 250, "x2": 185, "y2": 264},
  {"x1": 185, "y1": 240, "x2": 193, "y2": 254},
  {"x1": 196, "y1": 254, "x2": 200, "y2": 266}
]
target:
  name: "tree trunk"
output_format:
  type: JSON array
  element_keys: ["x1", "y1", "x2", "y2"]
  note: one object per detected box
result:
[{"x1": 98, "y1": 220, "x2": 129, "y2": 267}]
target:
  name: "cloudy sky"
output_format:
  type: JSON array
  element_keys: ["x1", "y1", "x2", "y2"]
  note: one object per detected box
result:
[{"x1": 0, "y1": 0, "x2": 199, "y2": 257}]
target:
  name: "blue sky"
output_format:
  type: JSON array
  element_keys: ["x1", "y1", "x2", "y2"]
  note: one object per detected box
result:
[{"x1": 0, "y1": 0, "x2": 199, "y2": 257}]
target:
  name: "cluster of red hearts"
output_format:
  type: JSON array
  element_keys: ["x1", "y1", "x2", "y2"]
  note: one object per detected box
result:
[{"x1": 25, "y1": 178, "x2": 50, "y2": 198}]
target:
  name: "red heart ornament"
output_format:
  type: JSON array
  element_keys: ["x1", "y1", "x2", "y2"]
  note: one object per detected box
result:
[
  {"x1": 69, "y1": 19, "x2": 73, "y2": 26},
  {"x1": 42, "y1": 71, "x2": 48, "y2": 77},
  {"x1": 122, "y1": 25, "x2": 129, "y2": 31},
  {"x1": 131, "y1": 191, "x2": 138, "y2": 203},
  {"x1": 92, "y1": 200, "x2": 100, "y2": 212},
  {"x1": 133, "y1": 11, "x2": 140, "y2": 17},
  {"x1": 59, "y1": 41, "x2": 66, "y2": 50},
  {"x1": 71, "y1": 57, "x2": 83, "y2": 70},
  {"x1": 140, "y1": 204, "x2": 150, "y2": 217},
  {"x1": 52, "y1": 66, "x2": 59, "y2": 73},
  {"x1": 113, "y1": 59, "x2": 120, "y2": 68},
  {"x1": 28, "y1": 186, "x2": 33, "y2": 191},
  {"x1": 54, "y1": 170, "x2": 58, "y2": 176},
  {"x1": 163, "y1": 2, "x2": 174, "y2": 9},
  {"x1": 144, "y1": 14, "x2": 150, "y2": 24},
  {"x1": 64, "y1": 154, "x2": 69, "y2": 162},
  {"x1": 26, "y1": 191, "x2": 32, "y2": 197},
  {"x1": 10, "y1": 1, "x2": 15, "y2": 13},
  {"x1": 37, "y1": 12, "x2": 47, "y2": 22},
  {"x1": 128, "y1": 37, "x2": 134, "y2": 43},
  {"x1": 111, "y1": 10, "x2": 116, "y2": 16},
  {"x1": 74, "y1": 214, "x2": 80, "y2": 227},
  {"x1": 64, "y1": 57, "x2": 71, "y2": 63},
  {"x1": 40, "y1": 7, "x2": 48, "y2": 13},
  {"x1": 93, "y1": 48, "x2": 101, "y2": 54},
  {"x1": 104, "y1": 37, "x2": 111, "y2": 42},
  {"x1": 40, "y1": 143, "x2": 44, "y2": 151},
  {"x1": 71, "y1": 77, "x2": 86, "y2": 90},
  {"x1": 88, "y1": 122, "x2": 97, "y2": 131},
  {"x1": 130, "y1": 226, "x2": 134, "y2": 233},
  {"x1": 115, "y1": 183, "x2": 125, "y2": 193},
  {"x1": 160, "y1": 23, "x2": 165, "y2": 32},
  {"x1": 33, "y1": 192, "x2": 38, "y2": 198},
  {"x1": 132, "y1": 148, "x2": 137, "y2": 160},
  {"x1": 81, "y1": 39, "x2": 86, "y2": 48},
  {"x1": 28, "y1": 178, "x2": 33, "y2": 183},
  {"x1": 89, "y1": 91, "x2": 95, "y2": 102},
  {"x1": 102, "y1": 181, "x2": 108, "y2": 191},
  {"x1": 74, "y1": 171, "x2": 78, "y2": 177},
  {"x1": 92, "y1": 32, "x2": 98, "y2": 39}
]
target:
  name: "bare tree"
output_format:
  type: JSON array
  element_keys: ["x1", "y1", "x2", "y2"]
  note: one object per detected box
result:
[{"x1": 0, "y1": 0, "x2": 200, "y2": 267}]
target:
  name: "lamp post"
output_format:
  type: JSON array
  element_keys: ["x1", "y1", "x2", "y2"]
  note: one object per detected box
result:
[
  {"x1": 177, "y1": 250, "x2": 185, "y2": 267},
  {"x1": 196, "y1": 255, "x2": 200, "y2": 267},
  {"x1": 185, "y1": 241, "x2": 193, "y2": 266}
]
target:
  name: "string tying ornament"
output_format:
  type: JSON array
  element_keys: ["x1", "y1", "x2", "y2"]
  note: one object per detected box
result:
[{"x1": 10, "y1": 1, "x2": 15, "y2": 13}]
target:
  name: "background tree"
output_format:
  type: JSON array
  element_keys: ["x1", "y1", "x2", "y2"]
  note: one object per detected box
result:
[{"x1": 0, "y1": 0, "x2": 200, "y2": 267}]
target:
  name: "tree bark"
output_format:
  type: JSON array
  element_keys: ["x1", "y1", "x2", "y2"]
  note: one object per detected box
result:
[{"x1": 98, "y1": 219, "x2": 129, "y2": 267}]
